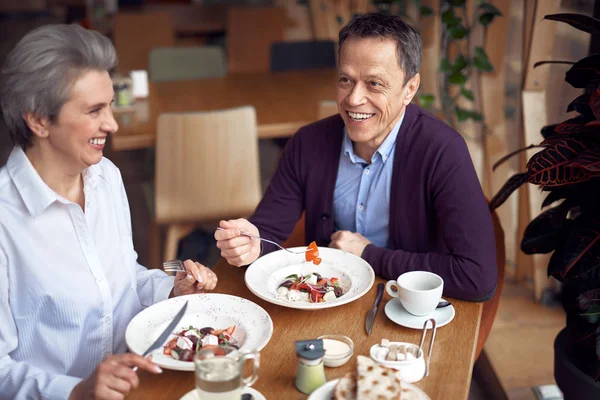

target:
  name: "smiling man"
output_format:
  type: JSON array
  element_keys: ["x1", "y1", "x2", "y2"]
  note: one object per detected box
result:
[{"x1": 215, "y1": 13, "x2": 498, "y2": 302}]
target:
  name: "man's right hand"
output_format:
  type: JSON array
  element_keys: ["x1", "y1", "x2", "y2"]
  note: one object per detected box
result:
[
  {"x1": 69, "y1": 354, "x2": 162, "y2": 400},
  {"x1": 215, "y1": 218, "x2": 261, "y2": 267}
]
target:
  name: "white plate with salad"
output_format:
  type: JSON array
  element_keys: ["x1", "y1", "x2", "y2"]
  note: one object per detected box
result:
[
  {"x1": 245, "y1": 245, "x2": 375, "y2": 310},
  {"x1": 125, "y1": 293, "x2": 273, "y2": 371}
]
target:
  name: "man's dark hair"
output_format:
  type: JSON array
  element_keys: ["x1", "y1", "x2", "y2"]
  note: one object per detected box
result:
[{"x1": 338, "y1": 13, "x2": 422, "y2": 84}]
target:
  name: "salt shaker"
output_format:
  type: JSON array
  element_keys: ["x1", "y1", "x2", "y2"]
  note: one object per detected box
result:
[{"x1": 295, "y1": 339, "x2": 326, "y2": 394}]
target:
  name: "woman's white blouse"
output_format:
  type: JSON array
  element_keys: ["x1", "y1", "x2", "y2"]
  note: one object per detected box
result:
[{"x1": 0, "y1": 147, "x2": 174, "y2": 400}]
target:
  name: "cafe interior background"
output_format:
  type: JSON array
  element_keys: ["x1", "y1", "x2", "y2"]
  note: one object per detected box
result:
[{"x1": 0, "y1": 0, "x2": 599, "y2": 399}]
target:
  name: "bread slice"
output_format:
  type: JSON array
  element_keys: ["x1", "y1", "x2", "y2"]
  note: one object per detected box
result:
[
  {"x1": 334, "y1": 356, "x2": 404, "y2": 400},
  {"x1": 334, "y1": 372, "x2": 357, "y2": 400},
  {"x1": 356, "y1": 355, "x2": 403, "y2": 400}
]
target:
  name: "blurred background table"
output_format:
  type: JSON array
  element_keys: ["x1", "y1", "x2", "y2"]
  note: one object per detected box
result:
[{"x1": 111, "y1": 68, "x2": 338, "y2": 151}]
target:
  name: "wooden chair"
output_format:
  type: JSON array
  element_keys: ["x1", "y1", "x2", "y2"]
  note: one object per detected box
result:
[
  {"x1": 113, "y1": 12, "x2": 175, "y2": 73},
  {"x1": 476, "y1": 206, "x2": 506, "y2": 359},
  {"x1": 153, "y1": 107, "x2": 262, "y2": 264},
  {"x1": 148, "y1": 46, "x2": 227, "y2": 82},
  {"x1": 226, "y1": 7, "x2": 286, "y2": 74},
  {"x1": 471, "y1": 206, "x2": 508, "y2": 400},
  {"x1": 270, "y1": 40, "x2": 336, "y2": 72}
]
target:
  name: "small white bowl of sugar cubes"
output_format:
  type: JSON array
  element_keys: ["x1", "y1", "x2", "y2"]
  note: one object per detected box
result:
[{"x1": 369, "y1": 339, "x2": 427, "y2": 383}]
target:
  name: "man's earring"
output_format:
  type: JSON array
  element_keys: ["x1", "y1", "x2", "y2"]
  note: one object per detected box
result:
[{"x1": 41, "y1": 131, "x2": 45, "y2": 135}]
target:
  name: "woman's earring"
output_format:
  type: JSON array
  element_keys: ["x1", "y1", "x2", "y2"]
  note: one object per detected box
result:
[{"x1": 41, "y1": 131, "x2": 45, "y2": 135}]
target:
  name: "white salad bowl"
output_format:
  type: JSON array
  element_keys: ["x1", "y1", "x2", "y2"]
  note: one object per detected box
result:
[
  {"x1": 125, "y1": 293, "x2": 273, "y2": 371},
  {"x1": 244, "y1": 247, "x2": 375, "y2": 310}
]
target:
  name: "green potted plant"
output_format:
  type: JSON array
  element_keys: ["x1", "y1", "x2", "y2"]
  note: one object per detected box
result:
[{"x1": 489, "y1": 13, "x2": 600, "y2": 398}]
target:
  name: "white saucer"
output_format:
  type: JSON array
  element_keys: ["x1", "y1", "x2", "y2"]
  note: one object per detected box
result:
[
  {"x1": 179, "y1": 386, "x2": 265, "y2": 400},
  {"x1": 384, "y1": 298, "x2": 455, "y2": 329}
]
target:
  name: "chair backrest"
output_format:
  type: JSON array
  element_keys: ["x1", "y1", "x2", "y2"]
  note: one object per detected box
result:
[
  {"x1": 148, "y1": 46, "x2": 227, "y2": 82},
  {"x1": 114, "y1": 12, "x2": 175, "y2": 73},
  {"x1": 475, "y1": 206, "x2": 506, "y2": 359},
  {"x1": 155, "y1": 107, "x2": 262, "y2": 224},
  {"x1": 270, "y1": 40, "x2": 336, "y2": 72},
  {"x1": 226, "y1": 6, "x2": 286, "y2": 74},
  {"x1": 318, "y1": 100, "x2": 338, "y2": 119}
]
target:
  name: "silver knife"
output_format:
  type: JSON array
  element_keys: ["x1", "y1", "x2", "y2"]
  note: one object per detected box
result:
[
  {"x1": 365, "y1": 283, "x2": 384, "y2": 335},
  {"x1": 132, "y1": 300, "x2": 189, "y2": 371}
]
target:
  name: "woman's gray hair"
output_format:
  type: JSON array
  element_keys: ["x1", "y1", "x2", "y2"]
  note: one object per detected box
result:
[{"x1": 0, "y1": 24, "x2": 117, "y2": 148}]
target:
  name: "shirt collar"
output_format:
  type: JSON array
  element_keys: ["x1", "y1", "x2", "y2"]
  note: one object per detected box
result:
[
  {"x1": 342, "y1": 111, "x2": 405, "y2": 164},
  {"x1": 7, "y1": 146, "x2": 103, "y2": 217}
]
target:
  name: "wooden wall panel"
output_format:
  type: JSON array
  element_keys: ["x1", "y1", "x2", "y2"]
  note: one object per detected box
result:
[{"x1": 227, "y1": 7, "x2": 286, "y2": 74}]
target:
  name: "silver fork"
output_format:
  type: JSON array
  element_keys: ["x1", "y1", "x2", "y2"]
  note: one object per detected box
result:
[
  {"x1": 163, "y1": 259, "x2": 185, "y2": 273},
  {"x1": 163, "y1": 259, "x2": 203, "y2": 282},
  {"x1": 216, "y1": 227, "x2": 305, "y2": 254}
]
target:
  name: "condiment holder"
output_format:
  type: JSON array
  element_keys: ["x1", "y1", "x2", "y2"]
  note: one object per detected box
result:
[
  {"x1": 369, "y1": 318, "x2": 436, "y2": 383},
  {"x1": 317, "y1": 334, "x2": 354, "y2": 367},
  {"x1": 295, "y1": 339, "x2": 326, "y2": 394}
]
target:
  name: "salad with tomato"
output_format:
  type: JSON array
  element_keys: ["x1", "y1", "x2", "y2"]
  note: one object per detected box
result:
[
  {"x1": 277, "y1": 272, "x2": 344, "y2": 303},
  {"x1": 305, "y1": 241, "x2": 322, "y2": 265},
  {"x1": 163, "y1": 325, "x2": 237, "y2": 362}
]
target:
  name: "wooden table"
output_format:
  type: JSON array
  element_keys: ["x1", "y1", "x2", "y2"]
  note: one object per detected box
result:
[
  {"x1": 128, "y1": 258, "x2": 483, "y2": 400},
  {"x1": 111, "y1": 69, "x2": 338, "y2": 151}
]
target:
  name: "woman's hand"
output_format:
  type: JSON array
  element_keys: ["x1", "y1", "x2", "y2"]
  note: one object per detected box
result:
[
  {"x1": 171, "y1": 260, "x2": 218, "y2": 297},
  {"x1": 69, "y1": 354, "x2": 162, "y2": 400},
  {"x1": 214, "y1": 219, "x2": 261, "y2": 267}
]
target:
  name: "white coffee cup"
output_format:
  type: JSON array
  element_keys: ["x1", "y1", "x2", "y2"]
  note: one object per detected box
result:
[{"x1": 385, "y1": 271, "x2": 444, "y2": 316}]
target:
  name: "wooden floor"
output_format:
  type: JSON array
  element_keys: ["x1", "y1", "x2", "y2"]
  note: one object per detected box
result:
[{"x1": 470, "y1": 280, "x2": 565, "y2": 400}]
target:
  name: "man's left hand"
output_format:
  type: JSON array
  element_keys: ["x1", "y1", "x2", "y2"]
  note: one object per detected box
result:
[
  {"x1": 171, "y1": 260, "x2": 218, "y2": 297},
  {"x1": 329, "y1": 231, "x2": 371, "y2": 257}
]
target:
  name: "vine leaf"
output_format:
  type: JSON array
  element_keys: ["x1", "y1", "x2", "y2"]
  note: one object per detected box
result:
[
  {"x1": 453, "y1": 54, "x2": 469, "y2": 71},
  {"x1": 419, "y1": 5, "x2": 434, "y2": 16},
  {"x1": 470, "y1": 111, "x2": 483, "y2": 121},
  {"x1": 455, "y1": 106, "x2": 483, "y2": 122},
  {"x1": 440, "y1": 57, "x2": 453, "y2": 73},
  {"x1": 473, "y1": 47, "x2": 493, "y2": 72},
  {"x1": 461, "y1": 88, "x2": 475, "y2": 101},
  {"x1": 479, "y1": 2, "x2": 502, "y2": 15},
  {"x1": 455, "y1": 107, "x2": 470, "y2": 122},
  {"x1": 442, "y1": 9, "x2": 461, "y2": 27},
  {"x1": 418, "y1": 93, "x2": 435, "y2": 109},
  {"x1": 449, "y1": 25, "x2": 469, "y2": 39},
  {"x1": 478, "y1": 3, "x2": 502, "y2": 26},
  {"x1": 448, "y1": 71, "x2": 467, "y2": 85}
]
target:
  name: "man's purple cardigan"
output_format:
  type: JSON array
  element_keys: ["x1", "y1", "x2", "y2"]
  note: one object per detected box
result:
[{"x1": 250, "y1": 104, "x2": 498, "y2": 302}]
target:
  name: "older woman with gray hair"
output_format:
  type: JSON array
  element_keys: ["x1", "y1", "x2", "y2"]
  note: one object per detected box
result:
[{"x1": 0, "y1": 24, "x2": 218, "y2": 399}]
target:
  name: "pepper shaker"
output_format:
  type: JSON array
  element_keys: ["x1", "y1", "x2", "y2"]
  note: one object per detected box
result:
[{"x1": 295, "y1": 339, "x2": 326, "y2": 394}]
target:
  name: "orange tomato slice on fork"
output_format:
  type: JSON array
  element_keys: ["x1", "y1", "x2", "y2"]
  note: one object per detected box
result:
[{"x1": 305, "y1": 241, "x2": 322, "y2": 265}]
